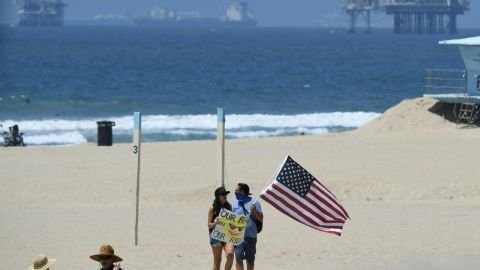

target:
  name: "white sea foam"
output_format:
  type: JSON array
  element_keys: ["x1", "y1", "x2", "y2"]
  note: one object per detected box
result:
[
  {"x1": 155, "y1": 127, "x2": 331, "y2": 138},
  {"x1": 1, "y1": 112, "x2": 379, "y2": 132},
  {"x1": 23, "y1": 131, "x2": 88, "y2": 145},
  {"x1": 227, "y1": 127, "x2": 330, "y2": 138},
  {"x1": 1, "y1": 112, "x2": 380, "y2": 145}
]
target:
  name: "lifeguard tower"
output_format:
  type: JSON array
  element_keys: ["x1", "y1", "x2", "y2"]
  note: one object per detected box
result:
[{"x1": 424, "y1": 36, "x2": 480, "y2": 124}]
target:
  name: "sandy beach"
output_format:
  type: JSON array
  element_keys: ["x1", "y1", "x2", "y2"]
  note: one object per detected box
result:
[{"x1": 2, "y1": 98, "x2": 480, "y2": 270}]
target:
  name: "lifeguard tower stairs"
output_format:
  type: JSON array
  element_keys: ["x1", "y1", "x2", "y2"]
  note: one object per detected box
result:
[{"x1": 424, "y1": 36, "x2": 480, "y2": 125}]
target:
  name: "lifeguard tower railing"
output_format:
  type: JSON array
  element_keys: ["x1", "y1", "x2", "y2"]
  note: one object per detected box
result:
[
  {"x1": 425, "y1": 68, "x2": 479, "y2": 124},
  {"x1": 425, "y1": 68, "x2": 467, "y2": 95}
]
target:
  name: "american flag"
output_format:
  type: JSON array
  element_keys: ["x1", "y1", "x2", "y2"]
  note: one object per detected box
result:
[{"x1": 260, "y1": 155, "x2": 350, "y2": 236}]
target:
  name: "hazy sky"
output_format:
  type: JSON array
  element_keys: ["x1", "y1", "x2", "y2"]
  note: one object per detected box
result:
[{"x1": 1, "y1": 0, "x2": 478, "y2": 28}]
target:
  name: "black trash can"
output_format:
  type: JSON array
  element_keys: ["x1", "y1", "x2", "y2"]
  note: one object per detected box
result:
[{"x1": 96, "y1": 121, "x2": 115, "y2": 146}]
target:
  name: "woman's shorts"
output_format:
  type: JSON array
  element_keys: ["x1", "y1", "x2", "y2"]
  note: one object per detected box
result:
[{"x1": 210, "y1": 237, "x2": 226, "y2": 247}]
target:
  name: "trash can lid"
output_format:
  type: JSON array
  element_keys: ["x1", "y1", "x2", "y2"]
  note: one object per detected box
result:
[{"x1": 96, "y1": 121, "x2": 116, "y2": 127}]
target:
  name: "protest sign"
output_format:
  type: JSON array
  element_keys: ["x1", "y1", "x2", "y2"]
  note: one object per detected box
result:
[{"x1": 210, "y1": 208, "x2": 249, "y2": 245}]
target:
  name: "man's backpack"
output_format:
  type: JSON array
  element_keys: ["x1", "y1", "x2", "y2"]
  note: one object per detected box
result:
[{"x1": 240, "y1": 201, "x2": 263, "y2": 234}]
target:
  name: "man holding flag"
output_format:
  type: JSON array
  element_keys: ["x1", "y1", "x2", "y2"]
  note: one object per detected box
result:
[
  {"x1": 229, "y1": 156, "x2": 348, "y2": 269},
  {"x1": 232, "y1": 183, "x2": 263, "y2": 270}
]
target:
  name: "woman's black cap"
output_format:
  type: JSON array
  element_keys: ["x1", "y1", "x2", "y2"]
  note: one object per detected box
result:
[{"x1": 215, "y1": 186, "x2": 230, "y2": 197}]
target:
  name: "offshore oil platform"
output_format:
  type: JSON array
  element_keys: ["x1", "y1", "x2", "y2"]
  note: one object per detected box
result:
[
  {"x1": 343, "y1": 0, "x2": 378, "y2": 33},
  {"x1": 17, "y1": 0, "x2": 67, "y2": 26},
  {"x1": 342, "y1": 0, "x2": 470, "y2": 34}
]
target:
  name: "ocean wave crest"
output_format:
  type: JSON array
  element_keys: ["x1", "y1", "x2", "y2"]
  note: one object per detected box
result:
[
  {"x1": 23, "y1": 131, "x2": 88, "y2": 145},
  {"x1": 0, "y1": 112, "x2": 380, "y2": 145}
]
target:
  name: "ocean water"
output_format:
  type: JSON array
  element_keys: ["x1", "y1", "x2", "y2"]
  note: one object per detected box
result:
[{"x1": 0, "y1": 26, "x2": 477, "y2": 145}]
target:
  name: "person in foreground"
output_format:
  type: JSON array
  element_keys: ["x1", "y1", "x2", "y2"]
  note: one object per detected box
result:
[
  {"x1": 90, "y1": 244, "x2": 123, "y2": 270},
  {"x1": 27, "y1": 255, "x2": 56, "y2": 270},
  {"x1": 233, "y1": 183, "x2": 263, "y2": 270},
  {"x1": 208, "y1": 186, "x2": 235, "y2": 270}
]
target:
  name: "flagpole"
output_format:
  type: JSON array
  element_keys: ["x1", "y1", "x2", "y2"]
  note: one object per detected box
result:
[
  {"x1": 133, "y1": 112, "x2": 142, "y2": 245},
  {"x1": 217, "y1": 108, "x2": 225, "y2": 187}
]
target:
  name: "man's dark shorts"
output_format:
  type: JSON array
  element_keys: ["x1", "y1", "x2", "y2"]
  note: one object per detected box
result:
[{"x1": 235, "y1": 237, "x2": 257, "y2": 264}]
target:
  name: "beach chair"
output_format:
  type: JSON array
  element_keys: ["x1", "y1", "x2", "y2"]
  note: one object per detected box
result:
[{"x1": 6, "y1": 125, "x2": 25, "y2": 146}]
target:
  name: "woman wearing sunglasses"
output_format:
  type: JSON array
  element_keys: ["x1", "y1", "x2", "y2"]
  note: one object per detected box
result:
[{"x1": 208, "y1": 186, "x2": 235, "y2": 270}]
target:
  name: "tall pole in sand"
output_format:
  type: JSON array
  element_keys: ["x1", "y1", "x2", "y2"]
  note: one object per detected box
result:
[
  {"x1": 217, "y1": 108, "x2": 225, "y2": 187},
  {"x1": 133, "y1": 112, "x2": 142, "y2": 245}
]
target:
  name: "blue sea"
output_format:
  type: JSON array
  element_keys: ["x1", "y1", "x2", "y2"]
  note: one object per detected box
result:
[{"x1": 0, "y1": 26, "x2": 478, "y2": 145}]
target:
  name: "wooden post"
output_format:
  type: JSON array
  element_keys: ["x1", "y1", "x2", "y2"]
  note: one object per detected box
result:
[
  {"x1": 217, "y1": 108, "x2": 225, "y2": 187},
  {"x1": 133, "y1": 112, "x2": 142, "y2": 245}
]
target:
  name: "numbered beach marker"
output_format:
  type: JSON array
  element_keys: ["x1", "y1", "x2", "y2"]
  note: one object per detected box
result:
[{"x1": 133, "y1": 112, "x2": 142, "y2": 245}]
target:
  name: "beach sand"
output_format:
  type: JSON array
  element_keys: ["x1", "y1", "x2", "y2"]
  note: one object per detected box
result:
[{"x1": 1, "y1": 98, "x2": 480, "y2": 270}]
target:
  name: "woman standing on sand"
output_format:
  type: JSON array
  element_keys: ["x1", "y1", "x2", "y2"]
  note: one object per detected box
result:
[{"x1": 208, "y1": 186, "x2": 235, "y2": 270}]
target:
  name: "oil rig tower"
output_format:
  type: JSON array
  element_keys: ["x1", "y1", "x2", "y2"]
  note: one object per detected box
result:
[
  {"x1": 342, "y1": 0, "x2": 470, "y2": 34},
  {"x1": 343, "y1": 0, "x2": 380, "y2": 33},
  {"x1": 383, "y1": 0, "x2": 470, "y2": 34},
  {"x1": 18, "y1": 0, "x2": 67, "y2": 26}
]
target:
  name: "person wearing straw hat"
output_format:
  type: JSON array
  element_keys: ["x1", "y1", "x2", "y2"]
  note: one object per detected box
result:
[
  {"x1": 90, "y1": 244, "x2": 123, "y2": 270},
  {"x1": 27, "y1": 255, "x2": 56, "y2": 270}
]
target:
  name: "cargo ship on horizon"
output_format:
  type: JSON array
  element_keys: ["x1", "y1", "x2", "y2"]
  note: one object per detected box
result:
[
  {"x1": 17, "y1": 0, "x2": 67, "y2": 27},
  {"x1": 135, "y1": 2, "x2": 257, "y2": 29}
]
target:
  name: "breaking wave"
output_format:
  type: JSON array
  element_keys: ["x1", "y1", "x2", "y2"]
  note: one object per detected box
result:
[
  {"x1": 23, "y1": 131, "x2": 88, "y2": 145},
  {"x1": 0, "y1": 112, "x2": 380, "y2": 145}
]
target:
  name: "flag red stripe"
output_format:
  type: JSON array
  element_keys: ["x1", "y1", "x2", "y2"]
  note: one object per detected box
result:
[
  {"x1": 267, "y1": 186, "x2": 344, "y2": 229},
  {"x1": 312, "y1": 181, "x2": 350, "y2": 219},
  {"x1": 304, "y1": 196, "x2": 344, "y2": 223},
  {"x1": 273, "y1": 183, "x2": 342, "y2": 224},
  {"x1": 267, "y1": 189, "x2": 330, "y2": 228},
  {"x1": 309, "y1": 186, "x2": 347, "y2": 220},
  {"x1": 313, "y1": 179, "x2": 337, "y2": 199},
  {"x1": 260, "y1": 194, "x2": 342, "y2": 236},
  {"x1": 313, "y1": 179, "x2": 350, "y2": 218},
  {"x1": 274, "y1": 183, "x2": 342, "y2": 223},
  {"x1": 261, "y1": 194, "x2": 343, "y2": 235},
  {"x1": 271, "y1": 185, "x2": 345, "y2": 226},
  {"x1": 311, "y1": 181, "x2": 344, "y2": 212}
]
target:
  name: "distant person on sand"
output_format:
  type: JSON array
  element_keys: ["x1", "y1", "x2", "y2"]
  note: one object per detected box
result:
[
  {"x1": 233, "y1": 183, "x2": 263, "y2": 270},
  {"x1": 90, "y1": 244, "x2": 123, "y2": 270},
  {"x1": 208, "y1": 186, "x2": 235, "y2": 270},
  {"x1": 27, "y1": 255, "x2": 56, "y2": 270}
]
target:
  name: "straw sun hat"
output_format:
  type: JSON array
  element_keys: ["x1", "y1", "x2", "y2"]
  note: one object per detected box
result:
[
  {"x1": 28, "y1": 255, "x2": 56, "y2": 270},
  {"x1": 90, "y1": 244, "x2": 123, "y2": 263}
]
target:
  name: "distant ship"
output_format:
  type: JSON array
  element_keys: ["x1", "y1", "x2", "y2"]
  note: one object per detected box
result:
[
  {"x1": 135, "y1": 2, "x2": 257, "y2": 28},
  {"x1": 17, "y1": 0, "x2": 67, "y2": 27}
]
